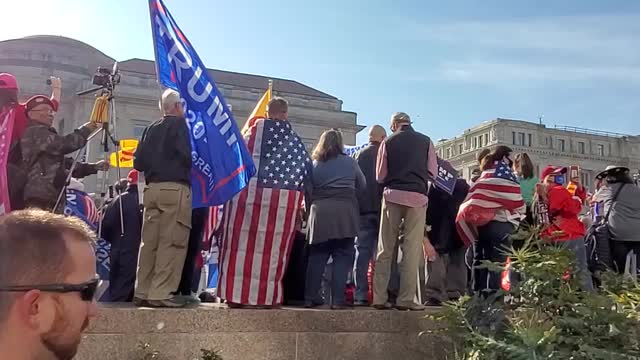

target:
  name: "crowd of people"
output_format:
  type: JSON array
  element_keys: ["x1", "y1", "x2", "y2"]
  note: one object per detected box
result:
[
  {"x1": 3, "y1": 70, "x2": 640, "y2": 358},
  {"x1": 2, "y1": 71, "x2": 640, "y2": 349}
]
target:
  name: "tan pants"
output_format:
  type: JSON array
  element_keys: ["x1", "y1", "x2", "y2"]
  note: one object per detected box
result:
[
  {"x1": 135, "y1": 182, "x2": 192, "y2": 301},
  {"x1": 373, "y1": 199, "x2": 426, "y2": 306}
]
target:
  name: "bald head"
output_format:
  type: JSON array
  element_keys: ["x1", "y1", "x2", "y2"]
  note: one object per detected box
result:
[{"x1": 368, "y1": 125, "x2": 387, "y2": 143}]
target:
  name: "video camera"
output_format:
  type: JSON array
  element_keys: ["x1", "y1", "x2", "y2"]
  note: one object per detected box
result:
[
  {"x1": 77, "y1": 62, "x2": 121, "y2": 96},
  {"x1": 92, "y1": 65, "x2": 121, "y2": 89}
]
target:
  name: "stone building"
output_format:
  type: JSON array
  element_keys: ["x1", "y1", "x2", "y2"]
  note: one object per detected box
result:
[
  {"x1": 435, "y1": 118, "x2": 640, "y2": 190},
  {"x1": 0, "y1": 35, "x2": 362, "y2": 194}
]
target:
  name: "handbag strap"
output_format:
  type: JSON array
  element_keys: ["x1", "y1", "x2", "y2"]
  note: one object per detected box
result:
[{"x1": 604, "y1": 184, "x2": 626, "y2": 223}]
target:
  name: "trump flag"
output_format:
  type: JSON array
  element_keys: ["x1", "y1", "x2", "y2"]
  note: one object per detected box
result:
[{"x1": 148, "y1": 0, "x2": 256, "y2": 207}]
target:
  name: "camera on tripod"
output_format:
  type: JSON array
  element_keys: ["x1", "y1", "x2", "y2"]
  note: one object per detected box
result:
[{"x1": 92, "y1": 66, "x2": 121, "y2": 89}]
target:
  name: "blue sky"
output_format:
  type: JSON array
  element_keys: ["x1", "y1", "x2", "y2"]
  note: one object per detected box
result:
[{"x1": 2, "y1": 0, "x2": 639, "y2": 144}]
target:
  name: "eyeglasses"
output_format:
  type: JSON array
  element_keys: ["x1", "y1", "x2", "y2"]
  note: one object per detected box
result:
[{"x1": 0, "y1": 278, "x2": 99, "y2": 302}]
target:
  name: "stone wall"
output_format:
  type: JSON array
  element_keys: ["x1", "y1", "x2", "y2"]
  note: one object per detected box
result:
[{"x1": 76, "y1": 305, "x2": 452, "y2": 360}]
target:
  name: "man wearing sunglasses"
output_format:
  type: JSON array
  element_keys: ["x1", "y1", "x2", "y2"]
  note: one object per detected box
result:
[{"x1": 0, "y1": 209, "x2": 99, "y2": 359}]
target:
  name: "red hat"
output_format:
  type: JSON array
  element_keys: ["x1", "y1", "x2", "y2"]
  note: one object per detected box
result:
[
  {"x1": 24, "y1": 95, "x2": 55, "y2": 113},
  {"x1": 127, "y1": 169, "x2": 139, "y2": 184},
  {"x1": 541, "y1": 165, "x2": 566, "y2": 180},
  {"x1": 0, "y1": 73, "x2": 18, "y2": 90}
]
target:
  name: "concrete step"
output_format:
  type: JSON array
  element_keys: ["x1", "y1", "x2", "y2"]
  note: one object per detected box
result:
[{"x1": 76, "y1": 303, "x2": 451, "y2": 360}]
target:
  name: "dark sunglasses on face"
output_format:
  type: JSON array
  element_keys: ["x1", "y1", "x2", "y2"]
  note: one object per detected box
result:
[{"x1": 0, "y1": 278, "x2": 99, "y2": 302}]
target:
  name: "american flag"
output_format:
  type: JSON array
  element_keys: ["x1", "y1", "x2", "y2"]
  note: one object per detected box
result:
[
  {"x1": 456, "y1": 161, "x2": 525, "y2": 246},
  {"x1": 203, "y1": 205, "x2": 224, "y2": 244},
  {"x1": 218, "y1": 118, "x2": 310, "y2": 306}
]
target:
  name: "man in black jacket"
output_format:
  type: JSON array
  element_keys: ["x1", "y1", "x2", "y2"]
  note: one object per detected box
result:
[
  {"x1": 101, "y1": 170, "x2": 143, "y2": 302},
  {"x1": 424, "y1": 178, "x2": 470, "y2": 305},
  {"x1": 133, "y1": 89, "x2": 192, "y2": 308},
  {"x1": 353, "y1": 125, "x2": 386, "y2": 305}
]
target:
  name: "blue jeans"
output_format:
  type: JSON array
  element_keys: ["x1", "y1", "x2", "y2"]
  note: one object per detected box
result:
[
  {"x1": 305, "y1": 238, "x2": 356, "y2": 306},
  {"x1": 560, "y1": 238, "x2": 594, "y2": 291},
  {"x1": 353, "y1": 214, "x2": 379, "y2": 302}
]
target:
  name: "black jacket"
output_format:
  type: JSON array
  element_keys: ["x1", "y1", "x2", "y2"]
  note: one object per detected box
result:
[
  {"x1": 426, "y1": 179, "x2": 470, "y2": 253},
  {"x1": 101, "y1": 186, "x2": 143, "y2": 302},
  {"x1": 354, "y1": 141, "x2": 383, "y2": 215},
  {"x1": 383, "y1": 125, "x2": 431, "y2": 195},
  {"x1": 134, "y1": 115, "x2": 191, "y2": 185}
]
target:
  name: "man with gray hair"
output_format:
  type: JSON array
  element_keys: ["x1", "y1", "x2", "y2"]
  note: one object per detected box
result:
[
  {"x1": 133, "y1": 88, "x2": 192, "y2": 308},
  {"x1": 373, "y1": 112, "x2": 437, "y2": 311}
]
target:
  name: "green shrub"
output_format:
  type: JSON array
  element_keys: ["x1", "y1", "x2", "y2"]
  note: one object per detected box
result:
[{"x1": 435, "y1": 229, "x2": 640, "y2": 360}]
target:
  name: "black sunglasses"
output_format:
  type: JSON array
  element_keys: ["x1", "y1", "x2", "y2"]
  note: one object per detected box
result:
[{"x1": 0, "y1": 278, "x2": 99, "y2": 302}]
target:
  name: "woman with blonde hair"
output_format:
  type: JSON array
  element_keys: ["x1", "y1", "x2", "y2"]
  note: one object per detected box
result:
[{"x1": 305, "y1": 129, "x2": 366, "y2": 309}]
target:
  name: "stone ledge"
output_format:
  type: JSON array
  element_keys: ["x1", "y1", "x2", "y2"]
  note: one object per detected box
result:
[
  {"x1": 88, "y1": 304, "x2": 444, "y2": 334},
  {"x1": 77, "y1": 304, "x2": 452, "y2": 360}
]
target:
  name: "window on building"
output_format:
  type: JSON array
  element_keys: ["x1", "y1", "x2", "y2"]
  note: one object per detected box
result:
[
  {"x1": 459, "y1": 144, "x2": 463, "y2": 154},
  {"x1": 484, "y1": 133, "x2": 489, "y2": 146},
  {"x1": 528, "y1": 134, "x2": 532, "y2": 147},
  {"x1": 578, "y1": 142, "x2": 585, "y2": 154},
  {"x1": 580, "y1": 172, "x2": 590, "y2": 189},
  {"x1": 518, "y1": 132, "x2": 525, "y2": 146},
  {"x1": 559, "y1": 139, "x2": 566, "y2": 152},
  {"x1": 512, "y1": 132, "x2": 516, "y2": 145},
  {"x1": 473, "y1": 137, "x2": 478, "y2": 149},
  {"x1": 132, "y1": 120, "x2": 150, "y2": 139},
  {"x1": 597, "y1": 144, "x2": 605, "y2": 156},
  {"x1": 478, "y1": 135, "x2": 483, "y2": 148},
  {"x1": 446, "y1": 148, "x2": 451, "y2": 159}
]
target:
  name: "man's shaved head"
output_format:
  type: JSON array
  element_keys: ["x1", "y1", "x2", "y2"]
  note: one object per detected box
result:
[{"x1": 368, "y1": 125, "x2": 387, "y2": 142}]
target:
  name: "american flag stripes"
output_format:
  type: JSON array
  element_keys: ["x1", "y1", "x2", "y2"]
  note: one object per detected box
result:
[
  {"x1": 456, "y1": 161, "x2": 526, "y2": 246},
  {"x1": 218, "y1": 119, "x2": 310, "y2": 306},
  {"x1": 203, "y1": 205, "x2": 224, "y2": 244}
]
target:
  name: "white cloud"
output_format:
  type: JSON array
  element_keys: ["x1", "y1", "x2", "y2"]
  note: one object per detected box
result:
[
  {"x1": 438, "y1": 61, "x2": 640, "y2": 83},
  {"x1": 408, "y1": 14, "x2": 640, "y2": 84}
]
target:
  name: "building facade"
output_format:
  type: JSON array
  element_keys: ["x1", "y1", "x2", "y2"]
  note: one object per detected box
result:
[
  {"x1": 436, "y1": 118, "x2": 640, "y2": 190},
  {"x1": 0, "y1": 35, "x2": 363, "y2": 194}
]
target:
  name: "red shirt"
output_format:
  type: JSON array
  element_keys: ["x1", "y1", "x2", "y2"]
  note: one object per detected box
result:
[
  {"x1": 543, "y1": 184, "x2": 586, "y2": 241},
  {"x1": 10, "y1": 99, "x2": 59, "y2": 145}
]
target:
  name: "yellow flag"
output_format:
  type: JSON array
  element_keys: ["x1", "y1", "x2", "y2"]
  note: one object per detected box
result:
[
  {"x1": 241, "y1": 82, "x2": 272, "y2": 135},
  {"x1": 109, "y1": 139, "x2": 139, "y2": 168}
]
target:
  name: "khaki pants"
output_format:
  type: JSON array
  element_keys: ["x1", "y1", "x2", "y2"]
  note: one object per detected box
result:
[
  {"x1": 373, "y1": 199, "x2": 426, "y2": 306},
  {"x1": 135, "y1": 182, "x2": 192, "y2": 301}
]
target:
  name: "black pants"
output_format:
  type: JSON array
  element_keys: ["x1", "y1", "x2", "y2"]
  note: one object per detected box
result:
[
  {"x1": 177, "y1": 207, "x2": 208, "y2": 295},
  {"x1": 473, "y1": 221, "x2": 515, "y2": 293},
  {"x1": 611, "y1": 241, "x2": 640, "y2": 275},
  {"x1": 305, "y1": 238, "x2": 355, "y2": 306}
]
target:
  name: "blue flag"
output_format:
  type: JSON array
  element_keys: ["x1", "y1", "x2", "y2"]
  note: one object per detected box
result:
[
  {"x1": 344, "y1": 143, "x2": 368, "y2": 157},
  {"x1": 435, "y1": 158, "x2": 458, "y2": 195},
  {"x1": 148, "y1": 0, "x2": 256, "y2": 207},
  {"x1": 64, "y1": 188, "x2": 110, "y2": 280}
]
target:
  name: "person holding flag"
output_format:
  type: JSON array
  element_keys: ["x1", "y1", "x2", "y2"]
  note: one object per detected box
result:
[
  {"x1": 218, "y1": 97, "x2": 312, "y2": 308},
  {"x1": 146, "y1": 0, "x2": 256, "y2": 306}
]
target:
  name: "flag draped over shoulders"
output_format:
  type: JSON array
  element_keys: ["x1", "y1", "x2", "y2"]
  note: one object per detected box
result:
[
  {"x1": 218, "y1": 118, "x2": 311, "y2": 306},
  {"x1": 456, "y1": 161, "x2": 525, "y2": 246}
]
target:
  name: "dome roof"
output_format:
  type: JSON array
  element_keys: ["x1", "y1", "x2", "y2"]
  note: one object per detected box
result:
[{"x1": 2, "y1": 35, "x2": 114, "y2": 61}]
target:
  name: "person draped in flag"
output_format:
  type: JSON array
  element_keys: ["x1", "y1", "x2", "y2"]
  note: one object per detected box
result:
[
  {"x1": 218, "y1": 97, "x2": 312, "y2": 308},
  {"x1": 456, "y1": 146, "x2": 525, "y2": 293}
]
